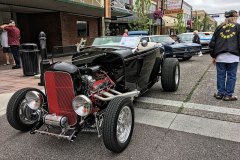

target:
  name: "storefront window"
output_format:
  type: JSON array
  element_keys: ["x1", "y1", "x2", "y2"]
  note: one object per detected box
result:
[{"x1": 77, "y1": 21, "x2": 89, "y2": 37}]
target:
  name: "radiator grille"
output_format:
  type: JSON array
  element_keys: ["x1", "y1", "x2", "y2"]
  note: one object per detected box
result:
[{"x1": 45, "y1": 71, "x2": 77, "y2": 126}]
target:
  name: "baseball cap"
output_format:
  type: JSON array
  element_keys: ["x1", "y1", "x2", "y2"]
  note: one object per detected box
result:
[{"x1": 225, "y1": 10, "x2": 238, "y2": 18}]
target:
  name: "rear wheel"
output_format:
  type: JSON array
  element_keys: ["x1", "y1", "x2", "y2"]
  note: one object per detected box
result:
[
  {"x1": 161, "y1": 58, "x2": 180, "y2": 92},
  {"x1": 6, "y1": 88, "x2": 45, "y2": 131},
  {"x1": 103, "y1": 97, "x2": 134, "y2": 153}
]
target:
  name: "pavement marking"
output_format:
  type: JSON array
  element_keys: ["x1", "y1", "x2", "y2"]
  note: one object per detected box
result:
[
  {"x1": 1, "y1": 91, "x2": 240, "y2": 143},
  {"x1": 136, "y1": 97, "x2": 183, "y2": 107},
  {"x1": 135, "y1": 108, "x2": 240, "y2": 143},
  {"x1": 135, "y1": 108, "x2": 177, "y2": 128},
  {"x1": 136, "y1": 97, "x2": 240, "y2": 116}
]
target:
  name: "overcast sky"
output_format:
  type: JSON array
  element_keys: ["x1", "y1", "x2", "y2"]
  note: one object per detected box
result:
[{"x1": 184, "y1": 0, "x2": 240, "y2": 24}]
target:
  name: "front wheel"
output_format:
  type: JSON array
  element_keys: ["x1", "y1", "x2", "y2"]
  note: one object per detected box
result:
[
  {"x1": 161, "y1": 58, "x2": 180, "y2": 92},
  {"x1": 6, "y1": 88, "x2": 46, "y2": 131},
  {"x1": 103, "y1": 97, "x2": 134, "y2": 153}
]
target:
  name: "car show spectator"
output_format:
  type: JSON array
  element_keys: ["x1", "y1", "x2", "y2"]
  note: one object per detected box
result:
[
  {"x1": 123, "y1": 29, "x2": 128, "y2": 36},
  {"x1": 0, "y1": 28, "x2": 13, "y2": 65},
  {"x1": 192, "y1": 30, "x2": 203, "y2": 56},
  {"x1": 0, "y1": 20, "x2": 21, "y2": 69},
  {"x1": 209, "y1": 10, "x2": 240, "y2": 101}
]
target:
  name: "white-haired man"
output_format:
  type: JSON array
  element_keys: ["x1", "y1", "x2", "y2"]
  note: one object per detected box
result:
[
  {"x1": 193, "y1": 30, "x2": 203, "y2": 56},
  {"x1": 209, "y1": 10, "x2": 240, "y2": 101}
]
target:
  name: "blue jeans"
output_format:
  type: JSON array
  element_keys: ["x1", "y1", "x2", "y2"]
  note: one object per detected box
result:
[
  {"x1": 216, "y1": 62, "x2": 238, "y2": 96},
  {"x1": 10, "y1": 45, "x2": 21, "y2": 67}
]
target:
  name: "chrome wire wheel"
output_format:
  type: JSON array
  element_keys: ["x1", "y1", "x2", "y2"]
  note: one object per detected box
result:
[
  {"x1": 117, "y1": 106, "x2": 132, "y2": 144},
  {"x1": 18, "y1": 99, "x2": 38, "y2": 125}
]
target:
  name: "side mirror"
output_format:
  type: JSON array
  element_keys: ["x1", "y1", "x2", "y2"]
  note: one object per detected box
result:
[{"x1": 141, "y1": 40, "x2": 148, "y2": 47}]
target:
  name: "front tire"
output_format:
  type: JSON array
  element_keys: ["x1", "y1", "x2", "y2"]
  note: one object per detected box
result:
[
  {"x1": 6, "y1": 88, "x2": 45, "y2": 131},
  {"x1": 103, "y1": 97, "x2": 134, "y2": 153},
  {"x1": 161, "y1": 58, "x2": 180, "y2": 92}
]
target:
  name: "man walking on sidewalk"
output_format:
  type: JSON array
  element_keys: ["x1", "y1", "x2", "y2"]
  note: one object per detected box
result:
[
  {"x1": 0, "y1": 20, "x2": 21, "y2": 69},
  {"x1": 209, "y1": 10, "x2": 240, "y2": 101}
]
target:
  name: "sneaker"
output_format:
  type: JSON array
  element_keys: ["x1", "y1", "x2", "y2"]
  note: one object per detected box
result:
[
  {"x1": 12, "y1": 65, "x2": 21, "y2": 69},
  {"x1": 198, "y1": 52, "x2": 203, "y2": 57},
  {"x1": 214, "y1": 93, "x2": 224, "y2": 99},
  {"x1": 223, "y1": 96, "x2": 238, "y2": 101}
]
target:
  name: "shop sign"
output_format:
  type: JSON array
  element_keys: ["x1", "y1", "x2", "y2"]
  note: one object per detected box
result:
[
  {"x1": 164, "y1": 9, "x2": 183, "y2": 15},
  {"x1": 166, "y1": 0, "x2": 183, "y2": 10}
]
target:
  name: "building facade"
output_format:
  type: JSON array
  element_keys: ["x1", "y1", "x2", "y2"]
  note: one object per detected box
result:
[
  {"x1": 0, "y1": 0, "x2": 132, "y2": 64},
  {"x1": 109, "y1": 0, "x2": 159, "y2": 35},
  {"x1": 192, "y1": 10, "x2": 217, "y2": 31}
]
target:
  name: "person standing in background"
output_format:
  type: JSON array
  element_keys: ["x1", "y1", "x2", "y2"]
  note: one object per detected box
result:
[
  {"x1": 0, "y1": 20, "x2": 21, "y2": 69},
  {"x1": 123, "y1": 29, "x2": 128, "y2": 37},
  {"x1": 209, "y1": 10, "x2": 240, "y2": 101},
  {"x1": 193, "y1": 30, "x2": 203, "y2": 56},
  {"x1": 0, "y1": 29, "x2": 11, "y2": 65}
]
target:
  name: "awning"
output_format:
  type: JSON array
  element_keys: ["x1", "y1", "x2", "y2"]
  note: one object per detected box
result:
[
  {"x1": 111, "y1": 0, "x2": 133, "y2": 18},
  {"x1": 0, "y1": 0, "x2": 104, "y2": 17},
  {"x1": 111, "y1": 7, "x2": 133, "y2": 18}
]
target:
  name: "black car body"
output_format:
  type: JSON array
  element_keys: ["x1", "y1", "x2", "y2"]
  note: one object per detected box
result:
[
  {"x1": 142, "y1": 35, "x2": 201, "y2": 60},
  {"x1": 6, "y1": 36, "x2": 180, "y2": 153},
  {"x1": 178, "y1": 32, "x2": 213, "y2": 53}
]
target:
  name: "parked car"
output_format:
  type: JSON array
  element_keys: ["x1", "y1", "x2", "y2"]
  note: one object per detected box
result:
[
  {"x1": 6, "y1": 36, "x2": 180, "y2": 153},
  {"x1": 178, "y1": 32, "x2": 213, "y2": 53},
  {"x1": 128, "y1": 30, "x2": 149, "y2": 36},
  {"x1": 142, "y1": 35, "x2": 201, "y2": 60}
]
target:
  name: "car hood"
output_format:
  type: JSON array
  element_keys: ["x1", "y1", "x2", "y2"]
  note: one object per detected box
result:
[{"x1": 164, "y1": 42, "x2": 201, "y2": 48}]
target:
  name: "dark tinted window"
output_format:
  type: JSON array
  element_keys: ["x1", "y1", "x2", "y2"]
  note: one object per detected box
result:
[{"x1": 77, "y1": 21, "x2": 89, "y2": 37}]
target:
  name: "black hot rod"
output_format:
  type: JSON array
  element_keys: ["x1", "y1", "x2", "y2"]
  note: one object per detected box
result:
[{"x1": 6, "y1": 36, "x2": 180, "y2": 153}]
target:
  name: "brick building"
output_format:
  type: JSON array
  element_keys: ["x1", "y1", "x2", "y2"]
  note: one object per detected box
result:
[{"x1": 0, "y1": 0, "x2": 106, "y2": 64}]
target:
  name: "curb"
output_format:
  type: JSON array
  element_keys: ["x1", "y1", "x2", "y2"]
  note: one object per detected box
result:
[{"x1": 134, "y1": 97, "x2": 240, "y2": 123}]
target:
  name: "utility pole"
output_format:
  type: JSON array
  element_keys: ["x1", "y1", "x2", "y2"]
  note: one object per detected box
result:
[{"x1": 160, "y1": 0, "x2": 164, "y2": 34}]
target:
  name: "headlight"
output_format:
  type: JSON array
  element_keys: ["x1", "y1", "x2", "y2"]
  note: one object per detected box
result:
[
  {"x1": 25, "y1": 91, "x2": 44, "y2": 110},
  {"x1": 72, "y1": 95, "x2": 92, "y2": 117}
]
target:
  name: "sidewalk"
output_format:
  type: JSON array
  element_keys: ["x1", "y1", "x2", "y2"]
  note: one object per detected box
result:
[
  {"x1": 0, "y1": 66, "x2": 43, "y2": 94},
  {"x1": 0, "y1": 56, "x2": 72, "y2": 94}
]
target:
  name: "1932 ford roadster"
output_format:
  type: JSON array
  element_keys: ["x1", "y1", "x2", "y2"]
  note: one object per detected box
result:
[{"x1": 6, "y1": 36, "x2": 180, "y2": 153}]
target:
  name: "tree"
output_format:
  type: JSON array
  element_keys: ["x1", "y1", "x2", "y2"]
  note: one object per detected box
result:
[
  {"x1": 174, "y1": 13, "x2": 186, "y2": 34},
  {"x1": 192, "y1": 15, "x2": 203, "y2": 31},
  {"x1": 203, "y1": 16, "x2": 210, "y2": 31},
  {"x1": 129, "y1": 0, "x2": 152, "y2": 31}
]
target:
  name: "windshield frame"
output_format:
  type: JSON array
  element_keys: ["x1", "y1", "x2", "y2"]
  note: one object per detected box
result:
[{"x1": 91, "y1": 36, "x2": 141, "y2": 49}]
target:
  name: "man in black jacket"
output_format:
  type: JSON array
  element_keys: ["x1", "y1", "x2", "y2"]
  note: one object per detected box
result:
[
  {"x1": 193, "y1": 30, "x2": 203, "y2": 56},
  {"x1": 209, "y1": 10, "x2": 240, "y2": 101}
]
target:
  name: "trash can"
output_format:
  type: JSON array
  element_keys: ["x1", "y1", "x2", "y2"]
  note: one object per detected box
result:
[{"x1": 20, "y1": 43, "x2": 40, "y2": 76}]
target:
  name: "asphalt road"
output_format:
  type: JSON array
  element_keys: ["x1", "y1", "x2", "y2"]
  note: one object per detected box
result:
[
  {"x1": 1, "y1": 54, "x2": 240, "y2": 159},
  {"x1": 144, "y1": 54, "x2": 240, "y2": 109},
  {"x1": 0, "y1": 115, "x2": 240, "y2": 160}
]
